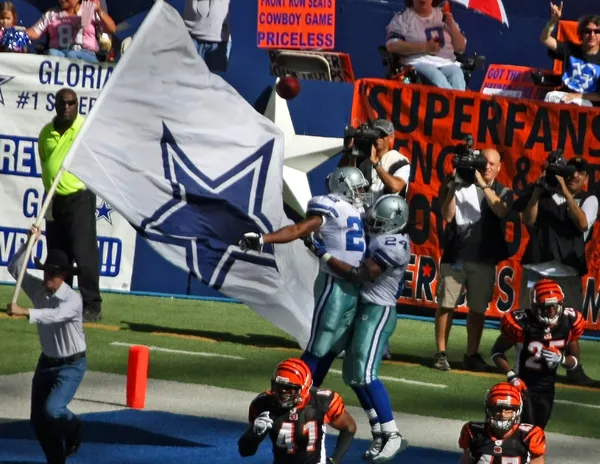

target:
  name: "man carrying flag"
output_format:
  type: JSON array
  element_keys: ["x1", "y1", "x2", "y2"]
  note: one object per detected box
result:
[{"x1": 55, "y1": 0, "x2": 317, "y2": 347}]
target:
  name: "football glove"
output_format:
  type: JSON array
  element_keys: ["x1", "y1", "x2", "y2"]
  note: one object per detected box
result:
[
  {"x1": 253, "y1": 411, "x2": 273, "y2": 436},
  {"x1": 541, "y1": 346, "x2": 564, "y2": 369},
  {"x1": 303, "y1": 233, "x2": 327, "y2": 258},
  {"x1": 506, "y1": 372, "x2": 527, "y2": 393},
  {"x1": 239, "y1": 232, "x2": 264, "y2": 252}
]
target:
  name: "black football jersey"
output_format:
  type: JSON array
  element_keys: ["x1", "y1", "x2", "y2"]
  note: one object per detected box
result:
[
  {"x1": 501, "y1": 307, "x2": 585, "y2": 391},
  {"x1": 459, "y1": 421, "x2": 546, "y2": 462},
  {"x1": 248, "y1": 387, "x2": 346, "y2": 464}
]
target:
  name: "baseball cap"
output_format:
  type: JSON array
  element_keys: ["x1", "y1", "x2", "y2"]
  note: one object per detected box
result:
[
  {"x1": 567, "y1": 156, "x2": 589, "y2": 172},
  {"x1": 372, "y1": 119, "x2": 395, "y2": 136},
  {"x1": 34, "y1": 249, "x2": 79, "y2": 275}
]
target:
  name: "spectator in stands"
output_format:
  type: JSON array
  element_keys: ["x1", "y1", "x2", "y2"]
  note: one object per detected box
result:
[
  {"x1": 26, "y1": 0, "x2": 116, "y2": 63},
  {"x1": 183, "y1": 0, "x2": 231, "y2": 72},
  {"x1": 0, "y1": 2, "x2": 31, "y2": 52},
  {"x1": 386, "y1": 0, "x2": 467, "y2": 90},
  {"x1": 434, "y1": 149, "x2": 512, "y2": 372},
  {"x1": 541, "y1": 3, "x2": 600, "y2": 107},
  {"x1": 39, "y1": 88, "x2": 103, "y2": 323},
  {"x1": 515, "y1": 155, "x2": 597, "y2": 385}
]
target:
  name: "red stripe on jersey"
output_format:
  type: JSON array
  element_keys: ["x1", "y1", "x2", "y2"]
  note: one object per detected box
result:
[
  {"x1": 501, "y1": 311, "x2": 524, "y2": 343},
  {"x1": 458, "y1": 423, "x2": 474, "y2": 449},
  {"x1": 569, "y1": 311, "x2": 585, "y2": 341},
  {"x1": 525, "y1": 426, "x2": 546, "y2": 456},
  {"x1": 325, "y1": 392, "x2": 345, "y2": 424}
]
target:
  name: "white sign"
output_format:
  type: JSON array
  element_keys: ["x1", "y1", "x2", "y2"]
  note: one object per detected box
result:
[{"x1": 0, "y1": 53, "x2": 136, "y2": 292}]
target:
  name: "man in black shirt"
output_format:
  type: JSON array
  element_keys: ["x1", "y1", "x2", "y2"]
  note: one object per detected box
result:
[
  {"x1": 541, "y1": 5, "x2": 600, "y2": 106},
  {"x1": 517, "y1": 156, "x2": 597, "y2": 385}
]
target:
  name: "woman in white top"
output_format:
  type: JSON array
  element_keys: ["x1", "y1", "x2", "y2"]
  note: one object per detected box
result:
[{"x1": 386, "y1": 0, "x2": 467, "y2": 90}]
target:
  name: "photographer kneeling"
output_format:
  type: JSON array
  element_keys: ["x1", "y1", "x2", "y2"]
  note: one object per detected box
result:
[
  {"x1": 435, "y1": 145, "x2": 512, "y2": 372},
  {"x1": 339, "y1": 119, "x2": 410, "y2": 201},
  {"x1": 518, "y1": 154, "x2": 597, "y2": 385}
]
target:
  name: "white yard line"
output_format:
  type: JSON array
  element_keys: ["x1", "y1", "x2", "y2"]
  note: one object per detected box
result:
[
  {"x1": 109, "y1": 342, "x2": 244, "y2": 360},
  {"x1": 329, "y1": 369, "x2": 447, "y2": 389},
  {"x1": 555, "y1": 399, "x2": 600, "y2": 410}
]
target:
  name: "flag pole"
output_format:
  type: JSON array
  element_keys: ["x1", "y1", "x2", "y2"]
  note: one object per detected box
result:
[{"x1": 11, "y1": 166, "x2": 67, "y2": 304}]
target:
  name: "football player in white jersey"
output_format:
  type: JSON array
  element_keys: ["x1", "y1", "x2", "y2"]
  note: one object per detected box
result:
[
  {"x1": 305, "y1": 194, "x2": 411, "y2": 462},
  {"x1": 239, "y1": 166, "x2": 369, "y2": 386}
]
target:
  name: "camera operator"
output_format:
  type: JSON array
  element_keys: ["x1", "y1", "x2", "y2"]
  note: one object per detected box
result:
[
  {"x1": 518, "y1": 155, "x2": 597, "y2": 385},
  {"x1": 434, "y1": 147, "x2": 512, "y2": 372},
  {"x1": 338, "y1": 119, "x2": 410, "y2": 200}
]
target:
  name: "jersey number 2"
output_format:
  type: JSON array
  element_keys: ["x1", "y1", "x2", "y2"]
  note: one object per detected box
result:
[
  {"x1": 276, "y1": 421, "x2": 318, "y2": 454},
  {"x1": 346, "y1": 217, "x2": 365, "y2": 252}
]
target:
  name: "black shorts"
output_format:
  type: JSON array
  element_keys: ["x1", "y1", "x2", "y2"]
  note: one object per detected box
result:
[{"x1": 522, "y1": 389, "x2": 555, "y2": 429}]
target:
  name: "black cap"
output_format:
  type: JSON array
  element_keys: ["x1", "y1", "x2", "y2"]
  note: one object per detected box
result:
[
  {"x1": 567, "y1": 156, "x2": 589, "y2": 173},
  {"x1": 34, "y1": 249, "x2": 79, "y2": 275}
]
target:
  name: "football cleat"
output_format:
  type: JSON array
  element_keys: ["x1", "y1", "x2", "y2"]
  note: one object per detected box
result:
[
  {"x1": 371, "y1": 432, "x2": 408, "y2": 462},
  {"x1": 362, "y1": 431, "x2": 383, "y2": 460}
]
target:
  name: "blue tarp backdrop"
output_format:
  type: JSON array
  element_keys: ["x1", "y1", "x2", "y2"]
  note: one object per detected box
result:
[{"x1": 10, "y1": 0, "x2": 596, "y2": 298}]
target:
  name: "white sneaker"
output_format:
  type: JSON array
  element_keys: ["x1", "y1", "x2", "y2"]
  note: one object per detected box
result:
[
  {"x1": 362, "y1": 432, "x2": 383, "y2": 460},
  {"x1": 371, "y1": 432, "x2": 408, "y2": 462}
]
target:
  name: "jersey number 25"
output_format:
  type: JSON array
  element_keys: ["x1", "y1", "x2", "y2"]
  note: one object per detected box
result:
[{"x1": 346, "y1": 217, "x2": 365, "y2": 252}]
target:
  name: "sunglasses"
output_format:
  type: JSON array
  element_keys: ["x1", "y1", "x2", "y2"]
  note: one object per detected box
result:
[
  {"x1": 56, "y1": 99, "x2": 77, "y2": 107},
  {"x1": 583, "y1": 28, "x2": 600, "y2": 35}
]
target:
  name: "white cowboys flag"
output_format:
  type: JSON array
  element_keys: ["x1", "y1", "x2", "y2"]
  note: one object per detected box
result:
[{"x1": 64, "y1": 0, "x2": 318, "y2": 347}]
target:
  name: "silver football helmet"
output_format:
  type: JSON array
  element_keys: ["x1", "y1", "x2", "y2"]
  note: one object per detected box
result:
[
  {"x1": 366, "y1": 194, "x2": 409, "y2": 235},
  {"x1": 327, "y1": 167, "x2": 372, "y2": 207}
]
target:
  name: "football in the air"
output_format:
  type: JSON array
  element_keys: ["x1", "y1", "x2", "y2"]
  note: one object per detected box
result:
[{"x1": 275, "y1": 75, "x2": 301, "y2": 100}]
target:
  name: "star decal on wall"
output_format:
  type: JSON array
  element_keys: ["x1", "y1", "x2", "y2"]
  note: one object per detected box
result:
[{"x1": 263, "y1": 80, "x2": 344, "y2": 217}]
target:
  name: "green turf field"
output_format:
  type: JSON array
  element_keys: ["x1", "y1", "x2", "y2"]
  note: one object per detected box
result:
[{"x1": 1, "y1": 285, "x2": 598, "y2": 438}]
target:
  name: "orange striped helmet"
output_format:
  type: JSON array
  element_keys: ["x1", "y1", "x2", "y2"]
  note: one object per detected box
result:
[
  {"x1": 271, "y1": 358, "x2": 313, "y2": 409},
  {"x1": 530, "y1": 279, "x2": 564, "y2": 325},
  {"x1": 485, "y1": 382, "x2": 522, "y2": 432}
]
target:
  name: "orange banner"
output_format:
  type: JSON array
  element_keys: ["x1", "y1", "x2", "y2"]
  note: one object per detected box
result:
[
  {"x1": 480, "y1": 64, "x2": 549, "y2": 101},
  {"x1": 257, "y1": 0, "x2": 336, "y2": 50},
  {"x1": 351, "y1": 78, "x2": 600, "y2": 330}
]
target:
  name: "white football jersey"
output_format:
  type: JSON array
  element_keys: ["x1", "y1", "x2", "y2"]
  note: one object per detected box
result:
[
  {"x1": 386, "y1": 7, "x2": 462, "y2": 67},
  {"x1": 307, "y1": 194, "x2": 366, "y2": 276},
  {"x1": 361, "y1": 232, "x2": 411, "y2": 306}
]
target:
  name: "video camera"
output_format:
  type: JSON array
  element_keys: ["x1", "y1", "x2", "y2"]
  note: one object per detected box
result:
[
  {"x1": 544, "y1": 149, "x2": 576, "y2": 188},
  {"x1": 343, "y1": 122, "x2": 382, "y2": 158},
  {"x1": 451, "y1": 135, "x2": 488, "y2": 185}
]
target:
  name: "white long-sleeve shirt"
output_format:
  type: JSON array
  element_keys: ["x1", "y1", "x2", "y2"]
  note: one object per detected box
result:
[
  {"x1": 183, "y1": 0, "x2": 231, "y2": 43},
  {"x1": 8, "y1": 243, "x2": 86, "y2": 358}
]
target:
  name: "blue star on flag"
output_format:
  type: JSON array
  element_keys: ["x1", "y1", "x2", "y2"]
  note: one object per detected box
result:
[
  {"x1": 137, "y1": 123, "x2": 278, "y2": 290},
  {"x1": 0, "y1": 75, "x2": 14, "y2": 107},
  {"x1": 96, "y1": 200, "x2": 115, "y2": 224}
]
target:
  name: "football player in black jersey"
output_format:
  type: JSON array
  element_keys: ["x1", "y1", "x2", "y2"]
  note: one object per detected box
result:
[
  {"x1": 238, "y1": 358, "x2": 357, "y2": 463},
  {"x1": 491, "y1": 279, "x2": 585, "y2": 429},
  {"x1": 459, "y1": 382, "x2": 546, "y2": 463}
]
